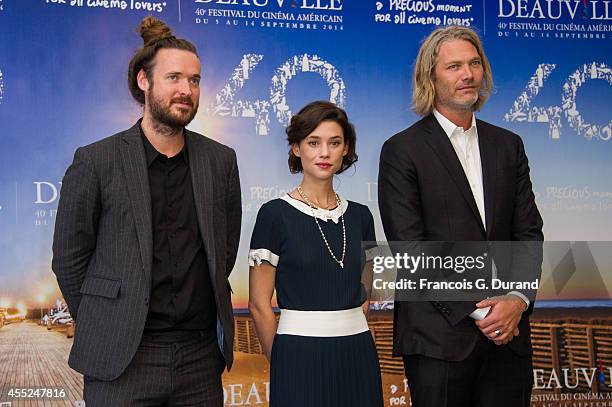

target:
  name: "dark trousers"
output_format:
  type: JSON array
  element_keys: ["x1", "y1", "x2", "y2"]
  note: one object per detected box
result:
[
  {"x1": 84, "y1": 330, "x2": 225, "y2": 407},
  {"x1": 403, "y1": 337, "x2": 533, "y2": 407}
]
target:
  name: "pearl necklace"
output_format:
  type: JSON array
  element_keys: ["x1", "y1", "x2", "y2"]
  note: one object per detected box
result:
[{"x1": 296, "y1": 185, "x2": 346, "y2": 269}]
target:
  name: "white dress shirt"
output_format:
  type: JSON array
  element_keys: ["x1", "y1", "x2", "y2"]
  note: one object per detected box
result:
[
  {"x1": 433, "y1": 109, "x2": 486, "y2": 228},
  {"x1": 432, "y1": 110, "x2": 529, "y2": 320}
]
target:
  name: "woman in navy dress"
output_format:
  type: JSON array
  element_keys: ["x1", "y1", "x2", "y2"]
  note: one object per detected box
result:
[{"x1": 248, "y1": 101, "x2": 383, "y2": 406}]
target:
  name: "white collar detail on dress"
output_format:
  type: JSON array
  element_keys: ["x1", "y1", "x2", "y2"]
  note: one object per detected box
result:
[{"x1": 280, "y1": 193, "x2": 348, "y2": 223}]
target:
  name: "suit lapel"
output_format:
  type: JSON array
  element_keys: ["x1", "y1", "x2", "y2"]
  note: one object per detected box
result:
[
  {"x1": 120, "y1": 123, "x2": 153, "y2": 286},
  {"x1": 423, "y1": 115, "x2": 486, "y2": 234},
  {"x1": 477, "y1": 120, "x2": 497, "y2": 239},
  {"x1": 186, "y1": 131, "x2": 217, "y2": 282}
]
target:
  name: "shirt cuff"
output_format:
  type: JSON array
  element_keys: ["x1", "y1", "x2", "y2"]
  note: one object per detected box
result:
[
  {"x1": 365, "y1": 246, "x2": 383, "y2": 262},
  {"x1": 507, "y1": 291, "x2": 530, "y2": 308},
  {"x1": 469, "y1": 306, "x2": 490, "y2": 320}
]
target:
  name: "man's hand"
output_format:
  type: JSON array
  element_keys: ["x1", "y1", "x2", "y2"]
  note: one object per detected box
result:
[{"x1": 474, "y1": 295, "x2": 526, "y2": 345}]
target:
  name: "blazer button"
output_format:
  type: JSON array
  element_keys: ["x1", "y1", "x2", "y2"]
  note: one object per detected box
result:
[{"x1": 144, "y1": 298, "x2": 149, "y2": 305}]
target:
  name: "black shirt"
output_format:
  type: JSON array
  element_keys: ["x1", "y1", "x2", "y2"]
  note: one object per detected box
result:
[{"x1": 140, "y1": 128, "x2": 216, "y2": 333}]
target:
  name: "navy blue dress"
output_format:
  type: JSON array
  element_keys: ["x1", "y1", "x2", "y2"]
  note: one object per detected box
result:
[{"x1": 250, "y1": 195, "x2": 383, "y2": 407}]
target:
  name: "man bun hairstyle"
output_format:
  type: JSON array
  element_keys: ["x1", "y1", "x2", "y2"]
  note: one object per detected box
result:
[
  {"x1": 128, "y1": 16, "x2": 198, "y2": 105},
  {"x1": 139, "y1": 15, "x2": 175, "y2": 46}
]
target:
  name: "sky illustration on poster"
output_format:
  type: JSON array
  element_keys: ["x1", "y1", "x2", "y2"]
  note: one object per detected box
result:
[{"x1": 0, "y1": 0, "x2": 609, "y2": 308}]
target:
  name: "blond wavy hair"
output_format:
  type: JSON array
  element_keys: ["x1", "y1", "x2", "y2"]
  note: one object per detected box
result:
[{"x1": 412, "y1": 26, "x2": 493, "y2": 116}]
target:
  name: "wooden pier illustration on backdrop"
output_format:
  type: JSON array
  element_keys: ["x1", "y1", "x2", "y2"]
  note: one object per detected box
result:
[{"x1": 1, "y1": 309, "x2": 611, "y2": 406}]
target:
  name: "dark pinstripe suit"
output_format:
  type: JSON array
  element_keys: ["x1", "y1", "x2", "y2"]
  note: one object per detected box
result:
[{"x1": 52, "y1": 122, "x2": 241, "y2": 401}]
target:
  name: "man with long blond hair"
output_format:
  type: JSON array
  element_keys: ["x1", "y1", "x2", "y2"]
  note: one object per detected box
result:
[{"x1": 378, "y1": 26, "x2": 542, "y2": 406}]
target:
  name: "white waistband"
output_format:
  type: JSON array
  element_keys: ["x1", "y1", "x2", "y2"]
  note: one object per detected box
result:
[{"x1": 276, "y1": 307, "x2": 369, "y2": 337}]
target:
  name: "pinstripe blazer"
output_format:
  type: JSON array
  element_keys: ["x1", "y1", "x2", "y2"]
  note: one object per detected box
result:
[{"x1": 52, "y1": 121, "x2": 241, "y2": 380}]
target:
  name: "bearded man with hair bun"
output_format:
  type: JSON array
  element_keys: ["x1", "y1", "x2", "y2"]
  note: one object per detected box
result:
[{"x1": 52, "y1": 16, "x2": 241, "y2": 406}]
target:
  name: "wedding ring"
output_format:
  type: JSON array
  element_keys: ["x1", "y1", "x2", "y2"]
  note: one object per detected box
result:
[{"x1": 494, "y1": 329, "x2": 501, "y2": 336}]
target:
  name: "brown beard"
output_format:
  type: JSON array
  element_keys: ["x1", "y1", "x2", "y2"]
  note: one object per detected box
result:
[{"x1": 146, "y1": 80, "x2": 199, "y2": 131}]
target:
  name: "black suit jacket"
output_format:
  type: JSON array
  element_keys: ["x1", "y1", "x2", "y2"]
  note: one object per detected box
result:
[
  {"x1": 378, "y1": 114, "x2": 543, "y2": 361},
  {"x1": 52, "y1": 122, "x2": 241, "y2": 380}
]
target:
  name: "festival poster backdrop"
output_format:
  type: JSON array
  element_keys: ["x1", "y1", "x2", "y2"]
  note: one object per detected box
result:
[{"x1": 0, "y1": 0, "x2": 610, "y2": 405}]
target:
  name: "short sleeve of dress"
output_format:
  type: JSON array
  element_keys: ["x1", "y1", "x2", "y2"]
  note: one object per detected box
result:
[{"x1": 249, "y1": 202, "x2": 282, "y2": 267}]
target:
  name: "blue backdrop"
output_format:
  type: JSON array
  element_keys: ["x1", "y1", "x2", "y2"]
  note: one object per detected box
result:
[{"x1": 0, "y1": 0, "x2": 610, "y2": 307}]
